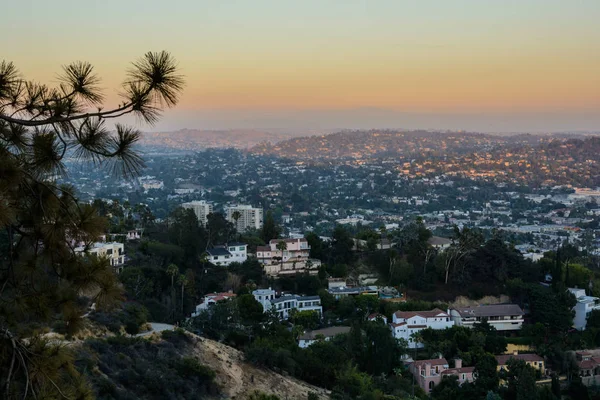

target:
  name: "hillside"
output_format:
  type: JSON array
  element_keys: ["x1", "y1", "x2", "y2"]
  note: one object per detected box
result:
[{"x1": 74, "y1": 327, "x2": 328, "y2": 400}]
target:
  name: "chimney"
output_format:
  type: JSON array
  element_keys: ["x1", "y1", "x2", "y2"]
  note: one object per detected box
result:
[
  {"x1": 438, "y1": 353, "x2": 443, "y2": 359},
  {"x1": 455, "y1": 359, "x2": 462, "y2": 369}
]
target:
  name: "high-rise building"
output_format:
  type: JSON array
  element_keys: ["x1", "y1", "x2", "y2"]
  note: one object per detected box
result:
[
  {"x1": 182, "y1": 200, "x2": 213, "y2": 225},
  {"x1": 226, "y1": 205, "x2": 263, "y2": 232}
]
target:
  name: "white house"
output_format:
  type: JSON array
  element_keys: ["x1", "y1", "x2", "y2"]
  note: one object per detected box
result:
[
  {"x1": 298, "y1": 326, "x2": 351, "y2": 348},
  {"x1": 191, "y1": 292, "x2": 236, "y2": 317},
  {"x1": 390, "y1": 308, "x2": 454, "y2": 348},
  {"x1": 74, "y1": 242, "x2": 125, "y2": 273},
  {"x1": 225, "y1": 242, "x2": 248, "y2": 264},
  {"x1": 450, "y1": 304, "x2": 524, "y2": 331},
  {"x1": 252, "y1": 288, "x2": 322, "y2": 319},
  {"x1": 206, "y1": 243, "x2": 247, "y2": 266},
  {"x1": 568, "y1": 287, "x2": 600, "y2": 330}
]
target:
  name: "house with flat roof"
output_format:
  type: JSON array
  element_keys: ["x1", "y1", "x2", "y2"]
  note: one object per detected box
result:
[
  {"x1": 568, "y1": 287, "x2": 600, "y2": 330},
  {"x1": 251, "y1": 288, "x2": 322, "y2": 319},
  {"x1": 298, "y1": 326, "x2": 351, "y2": 348},
  {"x1": 450, "y1": 304, "x2": 524, "y2": 331}
]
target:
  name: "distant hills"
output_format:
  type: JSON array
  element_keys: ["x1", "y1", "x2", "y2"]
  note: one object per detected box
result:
[
  {"x1": 138, "y1": 129, "x2": 328, "y2": 152},
  {"x1": 248, "y1": 130, "x2": 585, "y2": 161}
]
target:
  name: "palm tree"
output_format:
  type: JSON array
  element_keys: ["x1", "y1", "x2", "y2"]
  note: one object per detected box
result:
[
  {"x1": 167, "y1": 264, "x2": 179, "y2": 289},
  {"x1": 177, "y1": 274, "x2": 189, "y2": 316},
  {"x1": 276, "y1": 240, "x2": 288, "y2": 272},
  {"x1": 232, "y1": 210, "x2": 242, "y2": 231}
]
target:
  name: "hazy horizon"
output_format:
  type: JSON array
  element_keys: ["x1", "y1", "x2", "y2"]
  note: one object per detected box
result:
[
  {"x1": 3, "y1": 1, "x2": 599, "y2": 133},
  {"x1": 142, "y1": 108, "x2": 600, "y2": 134}
]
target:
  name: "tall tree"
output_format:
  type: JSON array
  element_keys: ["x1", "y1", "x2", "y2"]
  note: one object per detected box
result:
[
  {"x1": 0, "y1": 51, "x2": 183, "y2": 398},
  {"x1": 276, "y1": 240, "x2": 288, "y2": 272},
  {"x1": 261, "y1": 210, "x2": 280, "y2": 242}
]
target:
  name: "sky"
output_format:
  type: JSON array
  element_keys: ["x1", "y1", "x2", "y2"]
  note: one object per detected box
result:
[{"x1": 2, "y1": 0, "x2": 599, "y2": 132}]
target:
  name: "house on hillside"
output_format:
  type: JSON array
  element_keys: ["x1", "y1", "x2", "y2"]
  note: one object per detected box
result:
[
  {"x1": 450, "y1": 304, "x2": 524, "y2": 331},
  {"x1": 256, "y1": 238, "x2": 321, "y2": 276},
  {"x1": 252, "y1": 288, "x2": 322, "y2": 319},
  {"x1": 390, "y1": 308, "x2": 454, "y2": 348},
  {"x1": 367, "y1": 313, "x2": 388, "y2": 324},
  {"x1": 191, "y1": 292, "x2": 236, "y2": 317},
  {"x1": 496, "y1": 351, "x2": 545, "y2": 374},
  {"x1": 407, "y1": 357, "x2": 474, "y2": 393},
  {"x1": 428, "y1": 236, "x2": 452, "y2": 250},
  {"x1": 74, "y1": 241, "x2": 125, "y2": 273},
  {"x1": 574, "y1": 351, "x2": 600, "y2": 386},
  {"x1": 297, "y1": 326, "x2": 351, "y2": 348},
  {"x1": 205, "y1": 242, "x2": 247, "y2": 266}
]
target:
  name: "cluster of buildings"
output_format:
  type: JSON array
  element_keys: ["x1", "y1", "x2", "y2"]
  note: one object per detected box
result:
[{"x1": 383, "y1": 304, "x2": 525, "y2": 349}]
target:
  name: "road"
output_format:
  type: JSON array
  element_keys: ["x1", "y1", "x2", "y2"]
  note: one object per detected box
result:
[{"x1": 135, "y1": 322, "x2": 175, "y2": 337}]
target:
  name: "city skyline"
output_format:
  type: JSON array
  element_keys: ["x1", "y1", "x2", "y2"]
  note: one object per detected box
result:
[{"x1": 3, "y1": 0, "x2": 599, "y2": 132}]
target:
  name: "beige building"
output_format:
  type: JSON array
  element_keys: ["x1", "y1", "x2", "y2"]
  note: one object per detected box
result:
[
  {"x1": 182, "y1": 200, "x2": 213, "y2": 225},
  {"x1": 225, "y1": 205, "x2": 263, "y2": 232},
  {"x1": 75, "y1": 242, "x2": 125, "y2": 273}
]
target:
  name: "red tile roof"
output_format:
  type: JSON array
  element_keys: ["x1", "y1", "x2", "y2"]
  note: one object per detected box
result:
[
  {"x1": 412, "y1": 358, "x2": 449, "y2": 368},
  {"x1": 390, "y1": 322, "x2": 407, "y2": 328}
]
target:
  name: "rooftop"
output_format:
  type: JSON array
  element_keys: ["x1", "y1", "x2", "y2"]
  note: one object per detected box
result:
[
  {"x1": 453, "y1": 304, "x2": 524, "y2": 318},
  {"x1": 496, "y1": 353, "x2": 543, "y2": 365},
  {"x1": 298, "y1": 326, "x2": 351, "y2": 341},
  {"x1": 206, "y1": 247, "x2": 232, "y2": 257}
]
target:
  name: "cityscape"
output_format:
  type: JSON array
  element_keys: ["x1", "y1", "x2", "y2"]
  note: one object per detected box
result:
[{"x1": 1, "y1": 1, "x2": 600, "y2": 400}]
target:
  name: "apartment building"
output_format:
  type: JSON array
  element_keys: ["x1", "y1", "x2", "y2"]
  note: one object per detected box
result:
[
  {"x1": 390, "y1": 308, "x2": 454, "y2": 348},
  {"x1": 182, "y1": 200, "x2": 213, "y2": 225},
  {"x1": 225, "y1": 205, "x2": 263, "y2": 232},
  {"x1": 450, "y1": 304, "x2": 524, "y2": 331}
]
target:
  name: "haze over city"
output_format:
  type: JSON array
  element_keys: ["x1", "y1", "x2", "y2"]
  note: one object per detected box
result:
[{"x1": 2, "y1": 0, "x2": 599, "y2": 132}]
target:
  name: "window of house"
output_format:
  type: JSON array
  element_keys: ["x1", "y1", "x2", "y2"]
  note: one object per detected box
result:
[
  {"x1": 106, "y1": 249, "x2": 113, "y2": 255},
  {"x1": 213, "y1": 256, "x2": 218, "y2": 260},
  {"x1": 429, "y1": 381, "x2": 434, "y2": 390},
  {"x1": 239, "y1": 247, "x2": 244, "y2": 251},
  {"x1": 229, "y1": 247, "x2": 235, "y2": 251},
  {"x1": 462, "y1": 374, "x2": 466, "y2": 380}
]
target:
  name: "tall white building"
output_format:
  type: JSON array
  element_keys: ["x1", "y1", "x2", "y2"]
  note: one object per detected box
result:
[
  {"x1": 225, "y1": 205, "x2": 263, "y2": 232},
  {"x1": 182, "y1": 201, "x2": 213, "y2": 225}
]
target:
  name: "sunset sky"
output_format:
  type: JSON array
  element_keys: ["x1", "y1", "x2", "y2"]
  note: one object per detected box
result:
[{"x1": 2, "y1": 0, "x2": 599, "y2": 132}]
